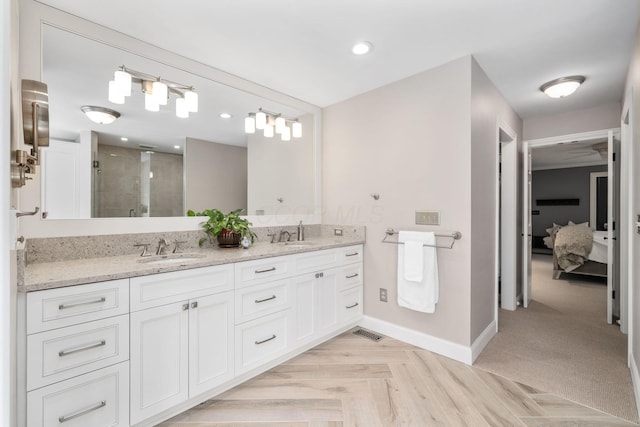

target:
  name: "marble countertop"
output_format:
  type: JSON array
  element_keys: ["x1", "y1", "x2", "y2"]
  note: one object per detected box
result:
[{"x1": 20, "y1": 237, "x2": 365, "y2": 292}]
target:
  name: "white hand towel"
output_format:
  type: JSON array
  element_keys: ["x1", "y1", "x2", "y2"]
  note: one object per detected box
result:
[
  {"x1": 397, "y1": 231, "x2": 439, "y2": 313},
  {"x1": 403, "y1": 240, "x2": 424, "y2": 282}
]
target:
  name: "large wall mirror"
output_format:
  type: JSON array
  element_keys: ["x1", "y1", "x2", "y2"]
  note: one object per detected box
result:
[{"x1": 40, "y1": 24, "x2": 316, "y2": 220}]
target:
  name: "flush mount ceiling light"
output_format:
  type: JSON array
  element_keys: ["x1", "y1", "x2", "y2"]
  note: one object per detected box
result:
[
  {"x1": 540, "y1": 75, "x2": 585, "y2": 98},
  {"x1": 108, "y1": 65, "x2": 198, "y2": 118},
  {"x1": 352, "y1": 41, "x2": 373, "y2": 55},
  {"x1": 80, "y1": 105, "x2": 121, "y2": 124},
  {"x1": 219, "y1": 112, "x2": 232, "y2": 119},
  {"x1": 245, "y1": 108, "x2": 302, "y2": 141}
]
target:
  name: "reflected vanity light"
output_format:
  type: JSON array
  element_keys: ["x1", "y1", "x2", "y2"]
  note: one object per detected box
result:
[
  {"x1": 108, "y1": 65, "x2": 198, "y2": 117},
  {"x1": 245, "y1": 108, "x2": 301, "y2": 141}
]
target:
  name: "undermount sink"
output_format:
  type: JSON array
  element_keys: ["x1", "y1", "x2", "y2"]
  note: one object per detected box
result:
[
  {"x1": 282, "y1": 241, "x2": 315, "y2": 248},
  {"x1": 137, "y1": 253, "x2": 206, "y2": 265}
]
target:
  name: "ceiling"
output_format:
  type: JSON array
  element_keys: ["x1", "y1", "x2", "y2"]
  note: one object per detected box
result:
[
  {"x1": 36, "y1": 0, "x2": 639, "y2": 119},
  {"x1": 40, "y1": 0, "x2": 640, "y2": 168},
  {"x1": 530, "y1": 138, "x2": 608, "y2": 171}
]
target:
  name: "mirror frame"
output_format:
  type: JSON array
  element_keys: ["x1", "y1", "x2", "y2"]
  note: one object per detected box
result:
[{"x1": 18, "y1": 0, "x2": 322, "y2": 238}]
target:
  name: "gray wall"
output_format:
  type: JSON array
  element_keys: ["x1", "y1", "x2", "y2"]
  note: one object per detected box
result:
[
  {"x1": 531, "y1": 165, "x2": 607, "y2": 237},
  {"x1": 184, "y1": 137, "x2": 247, "y2": 214},
  {"x1": 323, "y1": 55, "x2": 522, "y2": 348},
  {"x1": 523, "y1": 103, "x2": 621, "y2": 141}
]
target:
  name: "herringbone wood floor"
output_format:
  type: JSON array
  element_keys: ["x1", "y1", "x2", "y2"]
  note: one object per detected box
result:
[{"x1": 159, "y1": 330, "x2": 638, "y2": 427}]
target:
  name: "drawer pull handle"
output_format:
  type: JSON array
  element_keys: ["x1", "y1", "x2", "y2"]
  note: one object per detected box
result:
[
  {"x1": 58, "y1": 400, "x2": 106, "y2": 423},
  {"x1": 255, "y1": 334, "x2": 277, "y2": 345},
  {"x1": 255, "y1": 267, "x2": 276, "y2": 274},
  {"x1": 58, "y1": 340, "x2": 106, "y2": 357},
  {"x1": 255, "y1": 295, "x2": 276, "y2": 304},
  {"x1": 346, "y1": 302, "x2": 359, "y2": 309},
  {"x1": 346, "y1": 273, "x2": 359, "y2": 279},
  {"x1": 58, "y1": 297, "x2": 106, "y2": 310},
  {"x1": 346, "y1": 252, "x2": 359, "y2": 257}
]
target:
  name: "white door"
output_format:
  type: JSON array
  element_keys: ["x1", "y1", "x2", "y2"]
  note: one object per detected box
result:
[
  {"x1": 606, "y1": 130, "x2": 617, "y2": 324},
  {"x1": 130, "y1": 302, "x2": 189, "y2": 425},
  {"x1": 293, "y1": 273, "x2": 317, "y2": 346},
  {"x1": 522, "y1": 142, "x2": 532, "y2": 308},
  {"x1": 41, "y1": 139, "x2": 91, "y2": 219},
  {"x1": 188, "y1": 292, "x2": 234, "y2": 397}
]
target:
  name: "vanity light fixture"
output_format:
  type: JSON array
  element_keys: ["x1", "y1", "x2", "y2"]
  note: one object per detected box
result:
[
  {"x1": 80, "y1": 105, "x2": 121, "y2": 124},
  {"x1": 108, "y1": 65, "x2": 198, "y2": 117},
  {"x1": 352, "y1": 41, "x2": 373, "y2": 55},
  {"x1": 245, "y1": 108, "x2": 302, "y2": 141},
  {"x1": 540, "y1": 75, "x2": 585, "y2": 98}
]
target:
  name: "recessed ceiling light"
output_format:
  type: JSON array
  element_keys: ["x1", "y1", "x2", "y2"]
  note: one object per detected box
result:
[
  {"x1": 174, "y1": 145, "x2": 181, "y2": 149},
  {"x1": 120, "y1": 137, "x2": 128, "y2": 142},
  {"x1": 540, "y1": 75, "x2": 585, "y2": 98},
  {"x1": 352, "y1": 41, "x2": 373, "y2": 55},
  {"x1": 219, "y1": 113, "x2": 232, "y2": 119}
]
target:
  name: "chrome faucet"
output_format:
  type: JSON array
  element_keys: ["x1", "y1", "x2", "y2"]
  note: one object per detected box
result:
[
  {"x1": 156, "y1": 238, "x2": 170, "y2": 255},
  {"x1": 278, "y1": 230, "x2": 291, "y2": 242}
]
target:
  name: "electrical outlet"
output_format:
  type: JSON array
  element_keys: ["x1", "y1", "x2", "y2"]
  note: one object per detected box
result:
[
  {"x1": 379, "y1": 288, "x2": 388, "y2": 302},
  {"x1": 334, "y1": 228, "x2": 343, "y2": 236},
  {"x1": 415, "y1": 210, "x2": 440, "y2": 225}
]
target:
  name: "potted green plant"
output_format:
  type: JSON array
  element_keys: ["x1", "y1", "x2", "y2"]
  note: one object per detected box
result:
[{"x1": 187, "y1": 208, "x2": 257, "y2": 247}]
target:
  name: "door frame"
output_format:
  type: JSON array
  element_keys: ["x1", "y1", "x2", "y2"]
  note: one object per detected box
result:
[
  {"x1": 519, "y1": 128, "x2": 621, "y2": 311},
  {"x1": 589, "y1": 171, "x2": 608, "y2": 231},
  {"x1": 495, "y1": 120, "x2": 518, "y2": 319}
]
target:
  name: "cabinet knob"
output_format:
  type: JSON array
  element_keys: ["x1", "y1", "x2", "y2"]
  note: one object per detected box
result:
[
  {"x1": 182, "y1": 303, "x2": 189, "y2": 311},
  {"x1": 191, "y1": 301, "x2": 198, "y2": 309}
]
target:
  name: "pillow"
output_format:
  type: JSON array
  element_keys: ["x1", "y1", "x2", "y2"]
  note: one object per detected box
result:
[
  {"x1": 546, "y1": 223, "x2": 563, "y2": 237},
  {"x1": 568, "y1": 221, "x2": 589, "y2": 228}
]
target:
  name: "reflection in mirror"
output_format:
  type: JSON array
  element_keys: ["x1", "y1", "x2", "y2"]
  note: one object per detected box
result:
[{"x1": 41, "y1": 24, "x2": 315, "y2": 219}]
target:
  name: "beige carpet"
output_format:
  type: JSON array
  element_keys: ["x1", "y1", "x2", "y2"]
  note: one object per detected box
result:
[{"x1": 475, "y1": 253, "x2": 639, "y2": 424}]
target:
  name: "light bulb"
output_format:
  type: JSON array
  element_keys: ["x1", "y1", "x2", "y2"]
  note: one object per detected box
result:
[
  {"x1": 145, "y1": 93, "x2": 159, "y2": 112},
  {"x1": 264, "y1": 124, "x2": 274, "y2": 138},
  {"x1": 281, "y1": 126, "x2": 291, "y2": 141},
  {"x1": 292, "y1": 121, "x2": 302, "y2": 138},
  {"x1": 114, "y1": 70, "x2": 132, "y2": 96},
  {"x1": 176, "y1": 97, "x2": 189, "y2": 118},
  {"x1": 108, "y1": 80, "x2": 125, "y2": 104},
  {"x1": 256, "y1": 111, "x2": 267, "y2": 129},
  {"x1": 275, "y1": 116, "x2": 286, "y2": 134},
  {"x1": 153, "y1": 81, "x2": 168, "y2": 106},
  {"x1": 185, "y1": 91, "x2": 198, "y2": 113},
  {"x1": 244, "y1": 116, "x2": 256, "y2": 133}
]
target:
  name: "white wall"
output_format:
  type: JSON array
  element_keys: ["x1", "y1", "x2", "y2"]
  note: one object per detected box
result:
[
  {"x1": 469, "y1": 58, "x2": 522, "y2": 341},
  {"x1": 523, "y1": 102, "x2": 621, "y2": 141},
  {"x1": 185, "y1": 137, "x2": 247, "y2": 214}
]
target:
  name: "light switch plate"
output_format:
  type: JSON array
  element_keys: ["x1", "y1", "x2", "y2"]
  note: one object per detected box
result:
[{"x1": 416, "y1": 210, "x2": 440, "y2": 225}]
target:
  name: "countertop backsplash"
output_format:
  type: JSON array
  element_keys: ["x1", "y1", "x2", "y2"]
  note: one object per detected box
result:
[{"x1": 23, "y1": 224, "x2": 365, "y2": 265}]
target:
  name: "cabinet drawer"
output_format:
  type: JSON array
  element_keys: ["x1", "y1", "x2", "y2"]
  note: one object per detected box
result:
[
  {"x1": 26, "y1": 279, "x2": 129, "y2": 334},
  {"x1": 339, "y1": 245, "x2": 363, "y2": 265},
  {"x1": 339, "y1": 264, "x2": 363, "y2": 290},
  {"x1": 27, "y1": 361, "x2": 129, "y2": 427},
  {"x1": 338, "y1": 286, "x2": 363, "y2": 324},
  {"x1": 130, "y1": 264, "x2": 233, "y2": 311},
  {"x1": 27, "y1": 315, "x2": 129, "y2": 391},
  {"x1": 235, "y1": 279, "x2": 292, "y2": 324},
  {"x1": 234, "y1": 255, "x2": 293, "y2": 288},
  {"x1": 235, "y1": 310, "x2": 292, "y2": 374},
  {"x1": 294, "y1": 249, "x2": 339, "y2": 274}
]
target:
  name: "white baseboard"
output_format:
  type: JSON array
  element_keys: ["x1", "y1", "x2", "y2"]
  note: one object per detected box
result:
[
  {"x1": 630, "y1": 353, "x2": 640, "y2": 421},
  {"x1": 359, "y1": 316, "x2": 497, "y2": 365},
  {"x1": 470, "y1": 319, "x2": 497, "y2": 363}
]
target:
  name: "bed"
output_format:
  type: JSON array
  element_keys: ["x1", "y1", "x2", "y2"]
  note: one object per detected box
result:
[{"x1": 543, "y1": 222, "x2": 608, "y2": 279}]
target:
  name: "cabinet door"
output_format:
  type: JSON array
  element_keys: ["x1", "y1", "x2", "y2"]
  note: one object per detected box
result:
[
  {"x1": 189, "y1": 292, "x2": 234, "y2": 397},
  {"x1": 130, "y1": 302, "x2": 189, "y2": 425},
  {"x1": 293, "y1": 273, "x2": 317, "y2": 346},
  {"x1": 316, "y1": 269, "x2": 339, "y2": 334}
]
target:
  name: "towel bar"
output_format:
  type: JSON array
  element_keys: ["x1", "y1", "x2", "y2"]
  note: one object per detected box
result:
[{"x1": 382, "y1": 228, "x2": 462, "y2": 249}]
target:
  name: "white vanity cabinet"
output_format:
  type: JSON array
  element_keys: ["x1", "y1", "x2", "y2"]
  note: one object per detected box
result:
[
  {"x1": 129, "y1": 265, "x2": 234, "y2": 425},
  {"x1": 22, "y1": 279, "x2": 130, "y2": 427}
]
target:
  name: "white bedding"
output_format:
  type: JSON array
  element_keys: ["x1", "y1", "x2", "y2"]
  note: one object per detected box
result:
[{"x1": 589, "y1": 230, "x2": 609, "y2": 264}]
